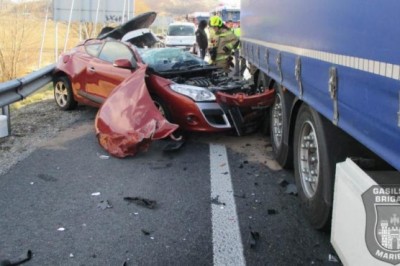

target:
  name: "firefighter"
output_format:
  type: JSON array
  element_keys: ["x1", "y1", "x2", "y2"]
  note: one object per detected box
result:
[{"x1": 208, "y1": 16, "x2": 239, "y2": 73}]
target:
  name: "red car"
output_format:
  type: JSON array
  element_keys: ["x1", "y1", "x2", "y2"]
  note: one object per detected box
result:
[{"x1": 53, "y1": 12, "x2": 274, "y2": 135}]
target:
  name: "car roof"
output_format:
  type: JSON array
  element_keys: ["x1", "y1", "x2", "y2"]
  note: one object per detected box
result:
[{"x1": 168, "y1": 22, "x2": 195, "y2": 27}]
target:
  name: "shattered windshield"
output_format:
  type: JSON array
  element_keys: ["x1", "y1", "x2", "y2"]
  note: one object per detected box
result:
[{"x1": 138, "y1": 48, "x2": 208, "y2": 72}]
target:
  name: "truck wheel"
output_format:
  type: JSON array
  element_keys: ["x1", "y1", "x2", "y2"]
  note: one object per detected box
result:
[
  {"x1": 293, "y1": 104, "x2": 334, "y2": 230},
  {"x1": 270, "y1": 85, "x2": 292, "y2": 168},
  {"x1": 257, "y1": 72, "x2": 272, "y2": 135},
  {"x1": 53, "y1": 76, "x2": 77, "y2": 110}
]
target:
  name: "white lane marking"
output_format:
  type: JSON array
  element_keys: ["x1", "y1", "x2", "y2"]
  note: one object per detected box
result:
[
  {"x1": 210, "y1": 144, "x2": 246, "y2": 266},
  {"x1": 241, "y1": 37, "x2": 400, "y2": 80}
]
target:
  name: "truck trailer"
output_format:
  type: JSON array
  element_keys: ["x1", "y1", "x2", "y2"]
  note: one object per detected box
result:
[{"x1": 240, "y1": 0, "x2": 400, "y2": 230}]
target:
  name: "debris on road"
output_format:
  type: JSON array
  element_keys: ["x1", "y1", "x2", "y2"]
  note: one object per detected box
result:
[
  {"x1": 267, "y1": 209, "x2": 278, "y2": 215},
  {"x1": 249, "y1": 231, "x2": 260, "y2": 249},
  {"x1": 277, "y1": 177, "x2": 289, "y2": 187},
  {"x1": 328, "y1": 254, "x2": 340, "y2": 263},
  {"x1": 234, "y1": 193, "x2": 246, "y2": 199},
  {"x1": 57, "y1": 227, "x2": 65, "y2": 231},
  {"x1": 124, "y1": 196, "x2": 157, "y2": 209},
  {"x1": 91, "y1": 192, "x2": 101, "y2": 196},
  {"x1": 98, "y1": 200, "x2": 113, "y2": 210},
  {"x1": 163, "y1": 140, "x2": 185, "y2": 152},
  {"x1": 141, "y1": 229, "x2": 152, "y2": 235},
  {"x1": 98, "y1": 154, "x2": 110, "y2": 160},
  {"x1": 211, "y1": 195, "x2": 226, "y2": 206},
  {"x1": 0, "y1": 250, "x2": 32, "y2": 266},
  {"x1": 285, "y1": 184, "x2": 298, "y2": 196},
  {"x1": 149, "y1": 161, "x2": 173, "y2": 170}
]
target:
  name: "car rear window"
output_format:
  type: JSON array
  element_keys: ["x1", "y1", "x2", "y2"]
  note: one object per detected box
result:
[
  {"x1": 98, "y1": 41, "x2": 133, "y2": 63},
  {"x1": 85, "y1": 43, "x2": 102, "y2": 56}
]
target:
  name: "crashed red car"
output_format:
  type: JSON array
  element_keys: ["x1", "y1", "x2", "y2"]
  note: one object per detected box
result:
[{"x1": 53, "y1": 12, "x2": 274, "y2": 137}]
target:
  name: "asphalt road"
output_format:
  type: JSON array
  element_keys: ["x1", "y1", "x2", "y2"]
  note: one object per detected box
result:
[{"x1": 0, "y1": 110, "x2": 339, "y2": 265}]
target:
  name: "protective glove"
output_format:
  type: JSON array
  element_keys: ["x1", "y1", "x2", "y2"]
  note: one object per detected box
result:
[{"x1": 223, "y1": 46, "x2": 230, "y2": 54}]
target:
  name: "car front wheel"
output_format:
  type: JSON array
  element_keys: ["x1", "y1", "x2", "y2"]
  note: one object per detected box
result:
[{"x1": 54, "y1": 76, "x2": 77, "y2": 110}]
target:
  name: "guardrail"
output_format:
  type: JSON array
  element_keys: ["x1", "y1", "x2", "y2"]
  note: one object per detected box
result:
[{"x1": 0, "y1": 64, "x2": 55, "y2": 136}]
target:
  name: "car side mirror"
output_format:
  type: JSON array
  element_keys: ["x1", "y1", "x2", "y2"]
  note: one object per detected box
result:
[{"x1": 113, "y1": 58, "x2": 137, "y2": 70}]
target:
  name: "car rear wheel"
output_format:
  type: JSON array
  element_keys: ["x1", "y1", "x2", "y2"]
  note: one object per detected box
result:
[{"x1": 54, "y1": 76, "x2": 77, "y2": 110}]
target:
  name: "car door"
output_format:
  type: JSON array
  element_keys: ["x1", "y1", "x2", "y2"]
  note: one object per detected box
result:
[{"x1": 85, "y1": 41, "x2": 135, "y2": 100}]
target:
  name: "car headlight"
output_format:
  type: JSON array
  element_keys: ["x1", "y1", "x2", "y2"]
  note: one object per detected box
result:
[{"x1": 170, "y1": 84, "x2": 216, "y2": 102}]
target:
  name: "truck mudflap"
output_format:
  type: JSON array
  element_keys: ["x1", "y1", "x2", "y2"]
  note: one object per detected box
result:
[
  {"x1": 215, "y1": 88, "x2": 275, "y2": 136},
  {"x1": 95, "y1": 67, "x2": 178, "y2": 158}
]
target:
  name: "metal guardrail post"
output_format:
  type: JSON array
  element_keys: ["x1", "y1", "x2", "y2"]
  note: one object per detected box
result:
[{"x1": 1, "y1": 105, "x2": 10, "y2": 136}]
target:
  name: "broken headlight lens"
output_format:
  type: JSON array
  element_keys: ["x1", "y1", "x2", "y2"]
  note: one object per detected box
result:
[{"x1": 170, "y1": 84, "x2": 216, "y2": 102}]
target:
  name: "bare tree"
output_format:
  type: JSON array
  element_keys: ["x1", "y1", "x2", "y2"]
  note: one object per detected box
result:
[{"x1": 0, "y1": 3, "x2": 39, "y2": 82}]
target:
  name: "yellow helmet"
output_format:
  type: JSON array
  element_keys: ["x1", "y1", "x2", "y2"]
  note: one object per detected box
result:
[{"x1": 209, "y1": 16, "x2": 223, "y2": 27}]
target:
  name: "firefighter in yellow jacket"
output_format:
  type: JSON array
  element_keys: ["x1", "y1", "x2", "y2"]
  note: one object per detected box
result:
[{"x1": 208, "y1": 16, "x2": 239, "y2": 73}]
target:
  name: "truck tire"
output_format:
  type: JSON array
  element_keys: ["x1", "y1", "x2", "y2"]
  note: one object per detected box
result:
[
  {"x1": 270, "y1": 84, "x2": 292, "y2": 168},
  {"x1": 256, "y1": 72, "x2": 272, "y2": 135},
  {"x1": 293, "y1": 104, "x2": 334, "y2": 230}
]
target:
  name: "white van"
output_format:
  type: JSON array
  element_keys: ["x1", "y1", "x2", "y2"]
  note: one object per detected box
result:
[{"x1": 164, "y1": 22, "x2": 196, "y2": 51}]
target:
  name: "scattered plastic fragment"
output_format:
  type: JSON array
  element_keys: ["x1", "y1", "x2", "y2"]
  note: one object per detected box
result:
[
  {"x1": 98, "y1": 200, "x2": 113, "y2": 210},
  {"x1": 277, "y1": 178, "x2": 289, "y2": 187},
  {"x1": 328, "y1": 254, "x2": 339, "y2": 263},
  {"x1": 0, "y1": 250, "x2": 32, "y2": 266},
  {"x1": 91, "y1": 192, "x2": 101, "y2": 196},
  {"x1": 211, "y1": 196, "x2": 226, "y2": 206},
  {"x1": 249, "y1": 231, "x2": 260, "y2": 249},
  {"x1": 57, "y1": 227, "x2": 65, "y2": 231},
  {"x1": 124, "y1": 197, "x2": 157, "y2": 209},
  {"x1": 221, "y1": 172, "x2": 229, "y2": 175},
  {"x1": 267, "y1": 209, "x2": 278, "y2": 215},
  {"x1": 30, "y1": 182, "x2": 34, "y2": 185},
  {"x1": 98, "y1": 154, "x2": 110, "y2": 160},
  {"x1": 163, "y1": 140, "x2": 185, "y2": 152},
  {"x1": 238, "y1": 164, "x2": 244, "y2": 169},
  {"x1": 69, "y1": 253, "x2": 74, "y2": 258},
  {"x1": 141, "y1": 229, "x2": 151, "y2": 235},
  {"x1": 234, "y1": 193, "x2": 246, "y2": 199},
  {"x1": 285, "y1": 184, "x2": 298, "y2": 195}
]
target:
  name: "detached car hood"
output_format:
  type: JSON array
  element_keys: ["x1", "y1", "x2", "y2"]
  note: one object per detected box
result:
[
  {"x1": 95, "y1": 66, "x2": 178, "y2": 158},
  {"x1": 98, "y1": 11, "x2": 157, "y2": 40}
]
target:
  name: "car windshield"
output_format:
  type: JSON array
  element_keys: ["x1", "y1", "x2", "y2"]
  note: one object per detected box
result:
[
  {"x1": 167, "y1": 25, "x2": 195, "y2": 36},
  {"x1": 138, "y1": 48, "x2": 208, "y2": 72}
]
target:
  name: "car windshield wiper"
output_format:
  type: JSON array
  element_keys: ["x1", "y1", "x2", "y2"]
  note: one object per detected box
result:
[{"x1": 186, "y1": 64, "x2": 215, "y2": 70}]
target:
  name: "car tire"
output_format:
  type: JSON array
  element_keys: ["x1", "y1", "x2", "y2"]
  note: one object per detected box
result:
[
  {"x1": 53, "y1": 76, "x2": 77, "y2": 111},
  {"x1": 152, "y1": 95, "x2": 186, "y2": 140},
  {"x1": 152, "y1": 95, "x2": 172, "y2": 121},
  {"x1": 293, "y1": 104, "x2": 334, "y2": 230},
  {"x1": 269, "y1": 84, "x2": 292, "y2": 168}
]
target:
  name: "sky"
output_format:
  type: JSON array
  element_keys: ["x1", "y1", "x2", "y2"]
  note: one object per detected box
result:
[{"x1": 138, "y1": 0, "x2": 240, "y2": 16}]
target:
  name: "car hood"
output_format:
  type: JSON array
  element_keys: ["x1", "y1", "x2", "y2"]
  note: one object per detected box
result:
[{"x1": 98, "y1": 11, "x2": 157, "y2": 40}]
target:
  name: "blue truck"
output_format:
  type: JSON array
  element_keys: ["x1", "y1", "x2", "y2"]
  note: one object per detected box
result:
[{"x1": 240, "y1": 0, "x2": 400, "y2": 229}]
